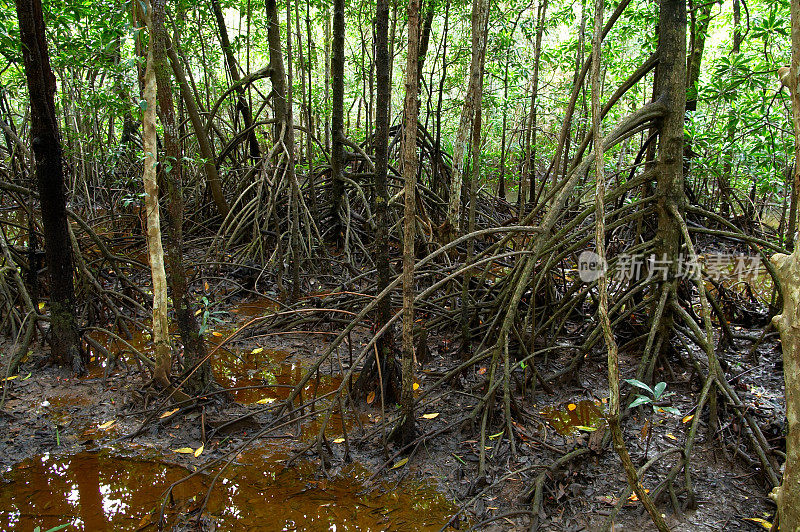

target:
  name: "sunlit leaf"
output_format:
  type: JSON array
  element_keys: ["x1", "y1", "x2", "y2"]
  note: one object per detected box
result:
[
  {"x1": 422, "y1": 412, "x2": 439, "y2": 419},
  {"x1": 211, "y1": 331, "x2": 223, "y2": 337},
  {"x1": 391, "y1": 457, "x2": 409, "y2": 469},
  {"x1": 743, "y1": 518, "x2": 772, "y2": 530},
  {"x1": 194, "y1": 444, "x2": 204, "y2": 457},
  {"x1": 412, "y1": 382, "x2": 420, "y2": 391},
  {"x1": 367, "y1": 391, "x2": 376, "y2": 404},
  {"x1": 252, "y1": 347, "x2": 264, "y2": 355},
  {"x1": 256, "y1": 397, "x2": 275, "y2": 404},
  {"x1": 682, "y1": 414, "x2": 694, "y2": 424},
  {"x1": 665, "y1": 433, "x2": 677, "y2": 440},
  {"x1": 160, "y1": 408, "x2": 179, "y2": 419},
  {"x1": 333, "y1": 438, "x2": 345, "y2": 444},
  {"x1": 173, "y1": 447, "x2": 195, "y2": 454},
  {"x1": 567, "y1": 403, "x2": 577, "y2": 411},
  {"x1": 98, "y1": 420, "x2": 116, "y2": 430}
]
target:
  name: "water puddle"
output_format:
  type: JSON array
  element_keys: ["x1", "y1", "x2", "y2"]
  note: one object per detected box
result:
[
  {"x1": 541, "y1": 400, "x2": 606, "y2": 436},
  {"x1": 0, "y1": 451, "x2": 456, "y2": 531}
]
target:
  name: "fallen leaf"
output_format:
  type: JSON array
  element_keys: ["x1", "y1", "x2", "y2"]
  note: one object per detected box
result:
[
  {"x1": 173, "y1": 447, "x2": 195, "y2": 454},
  {"x1": 477, "y1": 366, "x2": 487, "y2": 375},
  {"x1": 38, "y1": 302, "x2": 45, "y2": 310},
  {"x1": 160, "y1": 408, "x2": 179, "y2": 419},
  {"x1": 665, "y1": 433, "x2": 677, "y2": 440},
  {"x1": 252, "y1": 347, "x2": 264, "y2": 355},
  {"x1": 211, "y1": 331, "x2": 223, "y2": 337},
  {"x1": 367, "y1": 391, "x2": 376, "y2": 405},
  {"x1": 256, "y1": 397, "x2": 276, "y2": 404},
  {"x1": 567, "y1": 403, "x2": 577, "y2": 411},
  {"x1": 194, "y1": 309, "x2": 202, "y2": 316},
  {"x1": 204, "y1": 281, "x2": 209, "y2": 291},
  {"x1": 391, "y1": 457, "x2": 409, "y2": 469},
  {"x1": 194, "y1": 444, "x2": 204, "y2": 457},
  {"x1": 422, "y1": 412, "x2": 439, "y2": 419},
  {"x1": 682, "y1": 414, "x2": 694, "y2": 424},
  {"x1": 98, "y1": 420, "x2": 116, "y2": 430},
  {"x1": 333, "y1": 438, "x2": 345, "y2": 444},
  {"x1": 575, "y1": 425, "x2": 597, "y2": 432},
  {"x1": 743, "y1": 517, "x2": 772, "y2": 530},
  {"x1": 413, "y1": 382, "x2": 420, "y2": 391},
  {"x1": 2, "y1": 375, "x2": 18, "y2": 382}
]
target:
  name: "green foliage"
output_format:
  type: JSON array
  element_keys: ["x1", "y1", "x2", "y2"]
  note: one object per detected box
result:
[{"x1": 625, "y1": 379, "x2": 680, "y2": 415}]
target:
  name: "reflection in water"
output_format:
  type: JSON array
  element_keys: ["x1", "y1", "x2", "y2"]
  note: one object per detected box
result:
[
  {"x1": 0, "y1": 451, "x2": 456, "y2": 531},
  {"x1": 541, "y1": 400, "x2": 606, "y2": 436}
]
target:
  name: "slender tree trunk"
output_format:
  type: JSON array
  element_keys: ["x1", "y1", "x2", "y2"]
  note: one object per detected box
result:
[
  {"x1": 772, "y1": 2, "x2": 800, "y2": 528},
  {"x1": 374, "y1": 0, "x2": 393, "y2": 362},
  {"x1": 720, "y1": 0, "x2": 741, "y2": 217},
  {"x1": 15, "y1": 0, "x2": 84, "y2": 374},
  {"x1": 443, "y1": 0, "x2": 489, "y2": 240},
  {"x1": 330, "y1": 0, "x2": 346, "y2": 244},
  {"x1": 152, "y1": 0, "x2": 211, "y2": 393},
  {"x1": 398, "y1": 0, "x2": 421, "y2": 445},
  {"x1": 285, "y1": 0, "x2": 301, "y2": 301},
  {"x1": 165, "y1": 34, "x2": 230, "y2": 219},
  {"x1": 210, "y1": 0, "x2": 260, "y2": 160},
  {"x1": 590, "y1": 1, "x2": 668, "y2": 529},
  {"x1": 140, "y1": 3, "x2": 171, "y2": 386}
]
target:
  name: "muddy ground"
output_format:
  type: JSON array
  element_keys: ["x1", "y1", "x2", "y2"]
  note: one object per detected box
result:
[{"x1": 0, "y1": 279, "x2": 785, "y2": 532}]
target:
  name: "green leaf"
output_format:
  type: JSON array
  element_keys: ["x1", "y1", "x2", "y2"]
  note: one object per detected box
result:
[
  {"x1": 653, "y1": 381, "x2": 667, "y2": 399},
  {"x1": 625, "y1": 379, "x2": 653, "y2": 396},
  {"x1": 660, "y1": 406, "x2": 681, "y2": 416},
  {"x1": 628, "y1": 395, "x2": 652, "y2": 409}
]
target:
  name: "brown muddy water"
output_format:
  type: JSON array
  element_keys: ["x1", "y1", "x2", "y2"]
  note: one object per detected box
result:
[
  {"x1": 0, "y1": 449, "x2": 456, "y2": 530},
  {"x1": 1, "y1": 291, "x2": 457, "y2": 530}
]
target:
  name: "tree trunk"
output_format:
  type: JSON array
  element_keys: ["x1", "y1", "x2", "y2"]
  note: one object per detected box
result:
[
  {"x1": 330, "y1": 0, "x2": 346, "y2": 244},
  {"x1": 398, "y1": 0, "x2": 421, "y2": 445},
  {"x1": 210, "y1": 0, "x2": 260, "y2": 160},
  {"x1": 140, "y1": 3, "x2": 171, "y2": 386},
  {"x1": 772, "y1": 2, "x2": 800, "y2": 528},
  {"x1": 152, "y1": 0, "x2": 211, "y2": 393},
  {"x1": 15, "y1": 0, "x2": 83, "y2": 374},
  {"x1": 164, "y1": 34, "x2": 230, "y2": 220},
  {"x1": 443, "y1": 0, "x2": 489, "y2": 240}
]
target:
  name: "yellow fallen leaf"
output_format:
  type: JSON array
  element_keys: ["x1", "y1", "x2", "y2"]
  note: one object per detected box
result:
[
  {"x1": 2, "y1": 375, "x2": 18, "y2": 382},
  {"x1": 38, "y1": 302, "x2": 45, "y2": 310},
  {"x1": 333, "y1": 438, "x2": 345, "y2": 444},
  {"x1": 204, "y1": 281, "x2": 209, "y2": 292},
  {"x1": 477, "y1": 366, "x2": 487, "y2": 375},
  {"x1": 567, "y1": 403, "x2": 577, "y2": 411},
  {"x1": 575, "y1": 425, "x2": 597, "y2": 432},
  {"x1": 194, "y1": 444, "x2": 204, "y2": 457},
  {"x1": 422, "y1": 413, "x2": 439, "y2": 419},
  {"x1": 412, "y1": 382, "x2": 420, "y2": 391},
  {"x1": 211, "y1": 331, "x2": 223, "y2": 337},
  {"x1": 195, "y1": 309, "x2": 202, "y2": 316},
  {"x1": 256, "y1": 397, "x2": 275, "y2": 404},
  {"x1": 628, "y1": 489, "x2": 650, "y2": 502},
  {"x1": 173, "y1": 447, "x2": 195, "y2": 454},
  {"x1": 367, "y1": 391, "x2": 376, "y2": 405},
  {"x1": 160, "y1": 408, "x2": 179, "y2": 419},
  {"x1": 743, "y1": 518, "x2": 772, "y2": 530},
  {"x1": 665, "y1": 433, "x2": 677, "y2": 440},
  {"x1": 98, "y1": 420, "x2": 116, "y2": 430},
  {"x1": 252, "y1": 347, "x2": 264, "y2": 354},
  {"x1": 391, "y1": 457, "x2": 408, "y2": 469},
  {"x1": 682, "y1": 414, "x2": 694, "y2": 424}
]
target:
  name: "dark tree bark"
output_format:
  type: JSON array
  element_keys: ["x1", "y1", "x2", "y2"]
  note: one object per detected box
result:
[
  {"x1": 398, "y1": 0, "x2": 422, "y2": 446},
  {"x1": 15, "y1": 0, "x2": 83, "y2": 374},
  {"x1": 210, "y1": 0, "x2": 260, "y2": 160},
  {"x1": 152, "y1": 0, "x2": 211, "y2": 393},
  {"x1": 330, "y1": 0, "x2": 346, "y2": 244}
]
